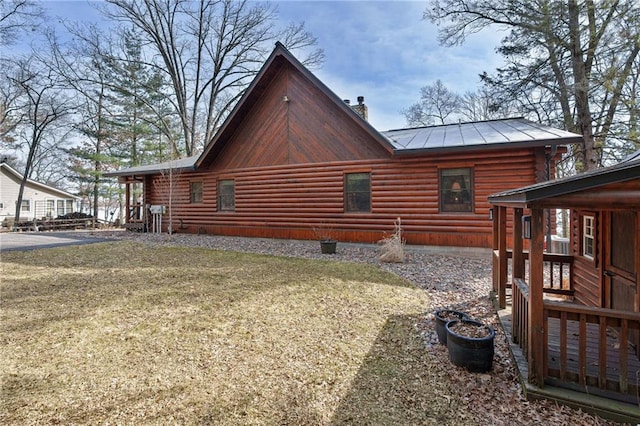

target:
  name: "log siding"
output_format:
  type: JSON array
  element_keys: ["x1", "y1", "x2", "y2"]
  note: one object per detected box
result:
[{"x1": 146, "y1": 148, "x2": 542, "y2": 247}]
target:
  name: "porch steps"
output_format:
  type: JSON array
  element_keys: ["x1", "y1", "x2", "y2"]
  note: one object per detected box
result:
[{"x1": 495, "y1": 298, "x2": 640, "y2": 423}]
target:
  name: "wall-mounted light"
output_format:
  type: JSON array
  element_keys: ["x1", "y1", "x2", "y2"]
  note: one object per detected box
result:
[
  {"x1": 488, "y1": 208, "x2": 494, "y2": 221},
  {"x1": 522, "y1": 215, "x2": 531, "y2": 239},
  {"x1": 282, "y1": 95, "x2": 289, "y2": 102}
]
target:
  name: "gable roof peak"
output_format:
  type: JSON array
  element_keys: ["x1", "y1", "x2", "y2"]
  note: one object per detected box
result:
[{"x1": 195, "y1": 41, "x2": 394, "y2": 168}]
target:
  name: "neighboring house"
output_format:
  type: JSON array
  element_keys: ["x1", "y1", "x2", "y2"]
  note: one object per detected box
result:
[
  {"x1": 489, "y1": 152, "x2": 640, "y2": 421},
  {"x1": 0, "y1": 162, "x2": 79, "y2": 224},
  {"x1": 107, "y1": 42, "x2": 582, "y2": 247}
]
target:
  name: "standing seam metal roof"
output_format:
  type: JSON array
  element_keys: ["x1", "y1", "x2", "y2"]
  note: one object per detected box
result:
[{"x1": 382, "y1": 118, "x2": 582, "y2": 152}]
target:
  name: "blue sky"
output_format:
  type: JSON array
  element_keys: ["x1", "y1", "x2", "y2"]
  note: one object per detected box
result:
[{"x1": 40, "y1": 0, "x2": 506, "y2": 131}]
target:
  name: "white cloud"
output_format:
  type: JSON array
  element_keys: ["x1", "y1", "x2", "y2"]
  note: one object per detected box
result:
[{"x1": 276, "y1": 1, "x2": 507, "y2": 130}]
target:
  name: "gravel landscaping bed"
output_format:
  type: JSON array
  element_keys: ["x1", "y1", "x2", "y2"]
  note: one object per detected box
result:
[{"x1": 77, "y1": 230, "x2": 615, "y2": 424}]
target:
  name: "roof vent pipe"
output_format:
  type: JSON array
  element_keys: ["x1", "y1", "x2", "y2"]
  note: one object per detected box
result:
[
  {"x1": 343, "y1": 99, "x2": 351, "y2": 105},
  {"x1": 357, "y1": 96, "x2": 364, "y2": 105}
]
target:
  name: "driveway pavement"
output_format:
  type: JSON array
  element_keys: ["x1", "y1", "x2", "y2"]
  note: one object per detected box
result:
[{"x1": 0, "y1": 231, "x2": 111, "y2": 252}]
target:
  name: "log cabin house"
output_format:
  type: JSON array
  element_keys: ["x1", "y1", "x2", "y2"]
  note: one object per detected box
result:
[
  {"x1": 108, "y1": 42, "x2": 583, "y2": 247},
  {"x1": 489, "y1": 151, "x2": 640, "y2": 422}
]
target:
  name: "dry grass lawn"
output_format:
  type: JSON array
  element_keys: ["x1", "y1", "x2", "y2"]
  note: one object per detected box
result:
[{"x1": 1, "y1": 241, "x2": 476, "y2": 425}]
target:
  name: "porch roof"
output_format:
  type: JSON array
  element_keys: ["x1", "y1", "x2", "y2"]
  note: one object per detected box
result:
[
  {"x1": 488, "y1": 151, "x2": 640, "y2": 207},
  {"x1": 104, "y1": 155, "x2": 199, "y2": 177}
]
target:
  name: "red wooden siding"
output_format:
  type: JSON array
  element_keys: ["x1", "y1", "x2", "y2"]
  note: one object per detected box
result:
[
  {"x1": 211, "y1": 63, "x2": 390, "y2": 171},
  {"x1": 145, "y1": 148, "x2": 543, "y2": 247},
  {"x1": 571, "y1": 210, "x2": 602, "y2": 307}
]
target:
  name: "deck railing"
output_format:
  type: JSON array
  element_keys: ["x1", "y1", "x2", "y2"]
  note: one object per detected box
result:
[
  {"x1": 543, "y1": 301, "x2": 640, "y2": 404},
  {"x1": 512, "y1": 278, "x2": 529, "y2": 357},
  {"x1": 128, "y1": 203, "x2": 144, "y2": 222},
  {"x1": 510, "y1": 278, "x2": 639, "y2": 403},
  {"x1": 540, "y1": 253, "x2": 573, "y2": 294}
]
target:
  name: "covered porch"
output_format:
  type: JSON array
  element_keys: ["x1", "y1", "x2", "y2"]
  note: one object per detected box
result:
[
  {"x1": 488, "y1": 154, "x2": 640, "y2": 422},
  {"x1": 119, "y1": 175, "x2": 147, "y2": 232}
]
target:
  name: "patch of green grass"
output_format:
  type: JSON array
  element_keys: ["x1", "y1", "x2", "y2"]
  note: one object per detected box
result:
[{"x1": 1, "y1": 242, "x2": 473, "y2": 425}]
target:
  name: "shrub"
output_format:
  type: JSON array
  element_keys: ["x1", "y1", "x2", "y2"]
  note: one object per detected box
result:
[{"x1": 378, "y1": 217, "x2": 405, "y2": 263}]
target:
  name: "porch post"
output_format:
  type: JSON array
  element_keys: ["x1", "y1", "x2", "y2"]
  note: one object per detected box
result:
[
  {"x1": 528, "y1": 207, "x2": 545, "y2": 386},
  {"x1": 497, "y1": 206, "x2": 508, "y2": 309},
  {"x1": 513, "y1": 208, "x2": 524, "y2": 280},
  {"x1": 125, "y1": 181, "x2": 131, "y2": 224}
]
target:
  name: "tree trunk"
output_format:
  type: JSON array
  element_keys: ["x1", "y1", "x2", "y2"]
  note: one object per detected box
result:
[{"x1": 569, "y1": 0, "x2": 596, "y2": 171}]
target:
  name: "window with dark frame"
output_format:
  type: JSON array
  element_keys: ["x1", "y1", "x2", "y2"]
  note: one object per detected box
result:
[
  {"x1": 345, "y1": 173, "x2": 371, "y2": 212},
  {"x1": 439, "y1": 168, "x2": 473, "y2": 213},
  {"x1": 190, "y1": 181, "x2": 203, "y2": 204},
  {"x1": 218, "y1": 179, "x2": 235, "y2": 211},
  {"x1": 583, "y1": 215, "x2": 595, "y2": 259},
  {"x1": 20, "y1": 200, "x2": 30, "y2": 211}
]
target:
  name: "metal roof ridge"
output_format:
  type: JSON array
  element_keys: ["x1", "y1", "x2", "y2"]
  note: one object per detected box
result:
[{"x1": 382, "y1": 116, "x2": 527, "y2": 133}]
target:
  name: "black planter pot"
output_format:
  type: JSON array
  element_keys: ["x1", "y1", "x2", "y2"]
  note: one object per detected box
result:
[
  {"x1": 446, "y1": 319, "x2": 495, "y2": 373},
  {"x1": 320, "y1": 240, "x2": 337, "y2": 254},
  {"x1": 434, "y1": 309, "x2": 470, "y2": 345}
]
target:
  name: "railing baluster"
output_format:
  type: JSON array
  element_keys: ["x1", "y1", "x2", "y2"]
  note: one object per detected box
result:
[
  {"x1": 560, "y1": 311, "x2": 567, "y2": 382},
  {"x1": 620, "y1": 319, "x2": 629, "y2": 393},
  {"x1": 543, "y1": 310, "x2": 548, "y2": 378},
  {"x1": 598, "y1": 316, "x2": 607, "y2": 389},
  {"x1": 579, "y1": 314, "x2": 587, "y2": 387}
]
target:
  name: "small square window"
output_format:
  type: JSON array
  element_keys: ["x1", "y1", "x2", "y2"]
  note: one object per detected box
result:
[
  {"x1": 190, "y1": 181, "x2": 203, "y2": 204},
  {"x1": 218, "y1": 180, "x2": 235, "y2": 211},
  {"x1": 20, "y1": 200, "x2": 30, "y2": 211},
  {"x1": 583, "y1": 216, "x2": 595, "y2": 259},
  {"x1": 440, "y1": 168, "x2": 473, "y2": 213},
  {"x1": 345, "y1": 173, "x2": 371, "y2": 212}
]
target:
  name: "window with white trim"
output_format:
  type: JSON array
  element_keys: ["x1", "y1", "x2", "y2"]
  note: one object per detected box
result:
[{"x1": 583, "y1": 215, "x2": 595, "y2": 259}]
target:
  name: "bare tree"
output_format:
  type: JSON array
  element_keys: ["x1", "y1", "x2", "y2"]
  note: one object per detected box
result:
[
  {"x1": 403, "y1": 79, "x2": 463, "y2": 126},
  {"x1": 458, "y1": 87, "x2": 518, "y2": 122},
  {"x1": 403, "y1": 81, "x2": 518, "y2": 126},
  {"x1": 6, "y1": 57, "x2": 75, "y2": 226},
  {"x1": 426, "y1": 0, "x2": 640, "y2": 171},
  {"x1": 102, "y1": 0, "x2": 324, "y2": 156},
  {"x1": 0, "y1": 0, "x2": 44, "y2": 46},
  {"x1": 0, "y1": 62, "x2": 22, "y2": 142}
]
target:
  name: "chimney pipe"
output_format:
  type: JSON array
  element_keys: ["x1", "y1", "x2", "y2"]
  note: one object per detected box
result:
[{"x1": 357, "y1": 96, "x2": 364, "y2": 105}]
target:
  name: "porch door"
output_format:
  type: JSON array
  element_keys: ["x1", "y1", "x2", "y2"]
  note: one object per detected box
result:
[{"x1": 605, "y1": 211, "x2": 638, "y2": 353}]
